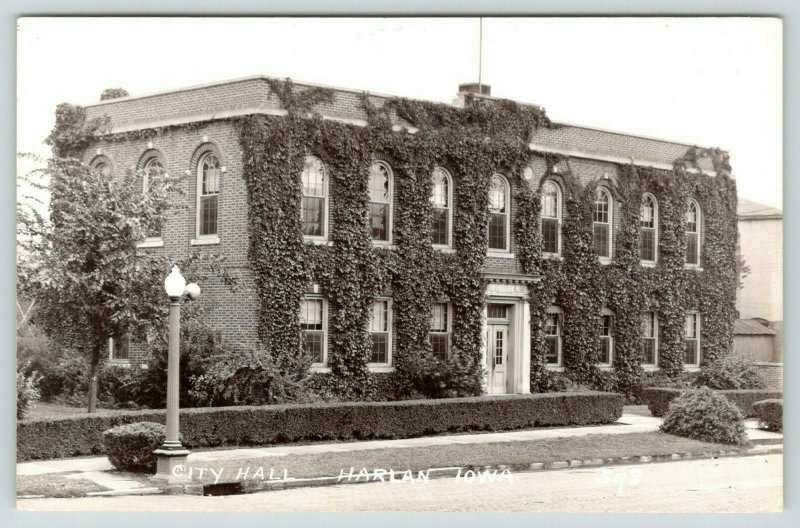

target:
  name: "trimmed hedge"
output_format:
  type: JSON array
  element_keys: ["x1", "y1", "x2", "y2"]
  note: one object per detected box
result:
[
  {"x1": 644, "y1": 388, "x2": 781, "y2": 418},
  {"x1": 752, "y1": 399, "x2": 782, "y2": 432},
  {"x1": 102, "y1": 422, "x2": 167, "y2": 472},
  {"x1": 659, "y1": 387, "x2": 747, "y2": 446},
  {"x1": 17, "y1": 392, "x2": 623, "y2": 461}
]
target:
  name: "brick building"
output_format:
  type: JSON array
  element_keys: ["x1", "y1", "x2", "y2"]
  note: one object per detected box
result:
[{"x1": 79, "y1": 75, "x2": 732, "y2": 395}]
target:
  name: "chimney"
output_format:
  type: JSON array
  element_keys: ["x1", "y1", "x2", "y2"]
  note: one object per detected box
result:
[{"x1": 458, "y1": 82, "x2": 491, "y2": 96}]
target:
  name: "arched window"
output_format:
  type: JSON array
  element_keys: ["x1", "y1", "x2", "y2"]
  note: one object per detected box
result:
[
  {"x1": 686, "y1": 200, "x2": 701, "y2": 266},
  {"x1": 431, "y1": 167, "x2": 452, "y2": 247},
  {"x1": 369, "y1": 161, "x2": 393, "y2": 242},
  {"x1": 593, "y1": 187, "x2": 612, "y2": 259},
  {"x1": 599, "y1": 309, "x2": 614, "y2": 365},
  {"x1": 487, "y1": 174, "x2": 509, "y2": 251},
  {"x1": 91, "y1": 156, "x2": 112, "y2": 178},
  {"x1": 541, "y1": 181, "x2": 561, "y2": 255},
  {"x1": 142, "y1": 156, "x2": 164, "y2": 240},
  {"x1": 640, "y1": 194, "x2": 658, "y2": 263},
  {"x1": 197, "y1": 153, "x2": 220, "y2": 238},
  {"x1": 301, "y1": 155, "x2": 327, "y2": 238}
]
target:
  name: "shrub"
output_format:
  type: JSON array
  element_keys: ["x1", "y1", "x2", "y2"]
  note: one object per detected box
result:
[
  {"x1": 752, "y1": 399, "x2": 782, "y2": 432},
  {"x1": 660, "y1": 387, "x2": 747, "y2": 445},
  {"x1": 101, "y1": 422, "x2": 166, "y2": 472},
  {"x1": 695, "y1": 355, "x2": 766, "y2": 390},
  {"x1": 644, "y1": 387, "x2": 781, "y2": 417},
  {"x1": 17, "y1": 365, "x2": 41, "y2": 419},
  {"x1": 18, "y1": 391, "x2": 623, "y2": 461},
  {"x1": 530, "y1": 370, "x2": 575, "y2": 393}
]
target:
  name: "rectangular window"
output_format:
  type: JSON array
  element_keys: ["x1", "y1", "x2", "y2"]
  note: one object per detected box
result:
[
  {"x1": 599, "y1": 314, "x2": 613, "y2": 364},
  {"x1": 544, "y1": 313, "x2": 561, "y2": 365},
  {"x1": 301, "y1": 298, "x2": 326, "y2": 365},
  {"x1": 199, "y1": 194, "x2": 218, "y2": 236},
  {"x1": 432, "y1": 208, "x2": 449, "y2": 246},
  {"x1": 369, "y1": 299, "x2": 391, "y2": 364},
  {"x1": 684, "y1": 312, "x2": 700, "y2": 365},
  {"x1": 487, "y1": 303, "x2": 509, "y2": 320},
  {"x1": 641, "y1": 312, "x2": 658, "y2": 365},
  {"x1": 488, "y1": 213, "x2": 507, "y2": 251},
  {"x1": 641, "y1": 229, "x2": 656, "y2": 262},
  {"x1": 686, "y1": 233, "x2": 699, "y2": 265},
  {"x1": 430, "y1": 302, "x2": 450, "y2": 361},
  {"x1": 593, "y1": 223, "x2": 610, "y2": 258},
  {"x1": 109, "y1": 335, "x2": 130, "y2": 361},
  {"x1": 369, "y1": 203, "x2": 389, "y2": 241},
  {"x1": 542, "y1": 218, "x2": 559, "y2": 254},
  {"x1": 302, "y1": 196, "x2": 325, "y2": 237}
]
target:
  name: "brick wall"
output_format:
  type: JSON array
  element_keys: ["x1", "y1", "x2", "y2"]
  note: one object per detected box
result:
[{"x1": 754, "y1": 362, "x2": 783, "y2": 392}]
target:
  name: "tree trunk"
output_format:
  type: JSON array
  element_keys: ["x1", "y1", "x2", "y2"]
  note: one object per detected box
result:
[{"x1": 88, "y1": 360, "x2": 100, "y2": 413}]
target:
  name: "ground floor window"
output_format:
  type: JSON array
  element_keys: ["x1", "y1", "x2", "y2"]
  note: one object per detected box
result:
[
  {"x1": 599, "y1": 311, "x2": 613, "y2": 365},
  {"x1": 641, "y1": 311, "x2": 658, "y2": 365},
  {"x1": 369, "y1": 298, "x2": 392, "y2": 365},
  {"x1": 544, "y1": 307, "x2": 562, "y2": 366},
  {"x1": 684, "y1": 312, "x2": 701, "y2": 365},
  {"x1": 430, "y1": 302, "x2": 451, "y2": 361},
  {"x1": 301, "y1": 297, "x2": 326, "y2": 365},
  {"x1": 108, "y1": 335, "x2": 130, "y2": 362}
]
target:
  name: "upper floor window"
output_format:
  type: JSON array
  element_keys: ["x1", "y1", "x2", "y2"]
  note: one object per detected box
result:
[
  {"x1": 593, "y1": 187, "x2": 612, "y2": 259},
  {"x1": 487, "y1": 174, "x2": 510, "y2": 252},
  {"x1": 684, "y1": 312, "x2": 701, "y2": 366},
  {"x1": 544, "y1": 307, "x2": 563, "y2": 366},
  {"x1": 599, "y1": 311, "x2": 614, "y2": 365},
  {"x1": 369, "y1": 161, "x2": 393, "y2": 243},
  {"x1": 301, "y1": 296, "x2": 326, "y2": 366},
  {"x1": 431, "y1": 167, "x2": 453, "y2": 247},
  {"x1": 91, "y1": 156, "x2": 112, "y2": 178},
  {"x1": 641, "y1": 311, "x2": 658, "y2": 366},
  {"x1": 640, "y1": 194, "x2": 658, "y2": 263},
  {"x1": 197, "y1": 153, "x2": 220, "y2": 238},
  {"x1": 430, "y1": 302, "x2": 451, "y2": 361},
  {"x1": 301, "y1": 156, "x2": 327, "y2": 239},
  {"x1": 541, "y1": 181, "x2": 562, "y2": 255},
  {"x1": 369, "y1": 298, "x2": 392, "y2": 365},
  {"x1": 142, "y1": 156, "x2": 164, "y2": 240},
  {"x1": 686, "y1": 200, "x2": 701, "y2": 266}
]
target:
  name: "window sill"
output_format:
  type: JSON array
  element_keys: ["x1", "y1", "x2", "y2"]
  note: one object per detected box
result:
[
  {"x1": 304, "y1": 238, "x2": 332, "y2": 246},
  {"x1": 641, "y1": 261, "x2": 657, "y2": 268},
  {"x1": 191, "y1": 236, "x2": 220, "y2": 246},
  {"x1": 684, "y1": 264, "x2": 703, "y2": 271},
  {"x1": 434, "y1": 246, "x2": 456, "y2": 254},
  {"x1": 310, "y1": 365, "x2": 331, "y2": 374},
  {"x1": 108, "y1": 360, "x2": 131, "y2": 367},
  {"x1": 683, "y1": 364, "x2": 700, "y2": 371},
  {"x1": 372, "y1": 243, "x2": 397, "y2": 250},
  {"x1": 642, "y1": 365, "x2": 659, "y2": 371},
  {"x1": 597, "y1": 364, "x2": 613, "y2": 370},
  {"x1": 598, "y1": 257, "x2": 612, "y2": 266},
  {"x1": 137, "y1": 239, "x2": 164, "y2": 249},
  {"x1": 543, "y1": 253, "x2": 563, "y2": 262},
  {"x1": 545, "y1": 365, "x2": 564, "y2": 372},
  {"x1": 487, "y1": 251, "x2": 515, "y2": 259},
  {"x1": 368, "y1": 365, "x2": 395, "y2": 373}
]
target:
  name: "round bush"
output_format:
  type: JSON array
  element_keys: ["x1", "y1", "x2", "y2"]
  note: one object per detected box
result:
[
  {"x1": 660, "y1": 387, "x2": 747, "y2": 446},
  {"x1": 752, "y1": 399, "x2": 782, "y2": 432},
  {"x1": 101, "y1": 422, "x2": 167, "y2": 472},
  {"x1": 695, "y1": 355, "x2": 765, "y2": 390}
]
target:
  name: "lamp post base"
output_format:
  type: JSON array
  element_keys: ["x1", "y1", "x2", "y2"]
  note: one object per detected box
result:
[{"x1": 151, "y1": 444, "x2": 192, "y2": 484}]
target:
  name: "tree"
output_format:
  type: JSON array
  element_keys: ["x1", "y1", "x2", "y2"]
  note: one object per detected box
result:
[
  {"x1": 100, "y1": 88, "x2": 129, "y2": 101},
  {"x1": 17, "y1": 155, "x2": 234, "y2": 412}
]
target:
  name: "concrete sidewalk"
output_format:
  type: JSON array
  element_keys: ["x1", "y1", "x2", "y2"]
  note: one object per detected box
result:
[{"x1": 16, "y1": 414, "x2": 782, "y2": 496}]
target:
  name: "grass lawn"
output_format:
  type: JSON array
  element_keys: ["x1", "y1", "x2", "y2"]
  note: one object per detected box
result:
[
  {"x1": 623, "y1": 405, "x2": 653, "y2": 417},
  {"x1": 24, "y1": 402, "x2": 135, "y2": 420},
  {"x1": 17, "y1": 473, "x2": 111, "y2": 498},
  {"x1": 188, "y1": 431, "x2": 741, "y2": 485}
]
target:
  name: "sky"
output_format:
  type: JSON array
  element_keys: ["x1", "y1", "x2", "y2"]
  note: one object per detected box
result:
[{"x1": 17, "y1": 17, "x2": 783, "y2": 209}]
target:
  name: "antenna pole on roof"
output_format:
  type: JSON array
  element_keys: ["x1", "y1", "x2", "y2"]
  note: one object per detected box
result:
[{"x1": 478, "y1": 17, "x2": 483, "y2": 94}]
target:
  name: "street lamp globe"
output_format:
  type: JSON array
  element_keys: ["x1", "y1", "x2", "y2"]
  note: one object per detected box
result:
[
  {"x1": 185, "y1": 282, "x2": 201, "y2": 300},
  {"x1": 164, "y1": 265, "x2": 187, "y2": 299}
]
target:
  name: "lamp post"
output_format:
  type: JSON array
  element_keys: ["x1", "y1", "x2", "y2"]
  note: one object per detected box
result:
[{"x1": 152, "y1": 265, "x2": 200, "y2": 484}]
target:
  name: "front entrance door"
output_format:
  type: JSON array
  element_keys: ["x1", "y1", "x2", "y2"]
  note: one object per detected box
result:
[{"x1": 486, "y1": 324, "x2": 509, "y2": 394}]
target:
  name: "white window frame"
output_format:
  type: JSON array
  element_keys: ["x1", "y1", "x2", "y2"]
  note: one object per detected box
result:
[
  {"x1": 544, "y1": 306, "x2": 563, "y2": 368},
  {"x1": 598, "y1": 308, "x2": 614, "y2": 367},
  {"x1": 640, "y1": 193, "x2": 658, "y2": 266},
  {"x1": 641, "y1": 311, "x2": 659, "y2": 368},
  {"x1": 369, "y1": 161, "x2": 393, "y2": 246},
  {"x1": 684, "y1": 311, "x2": 702, "y2": 367},
  {"x1": 139, "y1": 156, "x2": 165, "y2": 247},
  {"x1": 685, "y1": 199, "x2": 702, "y2": 268},
  {"x1": 301, "y1": 155, "x2": 329, "y2": 243},
  {"x1": 429, "y1": 301, "x2": 452, "y2": 361},
  {"x1": 193, "y1": 152, "x2": 221, "y2": 245},
  {"x1": 108, "y1": 335, "x2": 131, "y2": 365},
  {"x1": 301, "y1": 295, "x2": 328, "y2": 370},
  {"x1": 593, "y1": 187, "x2": 613, "y2": 264},
  {"x1": 368, "y1": 297, "x2": 393, "y2": 370},
  {"x1": 431, "y1": 167, "x2": 454, "y2": 250},
  {"x1": 487, "y1": 173, "x2": 511, "y2": 255},
  {"x1": 540, "y1": 180, "x2": 562, "y2": 258}
]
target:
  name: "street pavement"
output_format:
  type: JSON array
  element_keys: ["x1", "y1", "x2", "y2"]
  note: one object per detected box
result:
[{"x1": 18, "y1": 453, "x2": 782, "y2": 512}]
